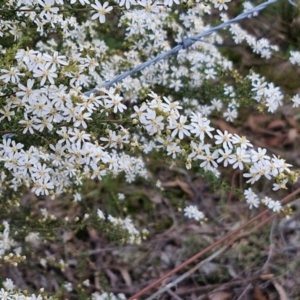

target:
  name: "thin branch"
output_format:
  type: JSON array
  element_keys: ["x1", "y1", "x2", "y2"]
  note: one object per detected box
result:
[
  {"x1": 146, "y1": 246, "x2": 228, "y2": 300},
  {"x1": 128, "y1": 187, "x2": 300, "y2": 300},
  {"x1": 166, "y1": 289, "x2": 184, "y2": 300},
  {"x1": 261, "y1": 218, "x2": 277, "y2": 271},
  {"x1": 236, "y1": 283, "x2": 252, "y2": 300}
]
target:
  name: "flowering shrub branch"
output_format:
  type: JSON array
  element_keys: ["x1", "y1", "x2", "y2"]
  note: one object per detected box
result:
[{"x1": 0, "y1": 0, "x2": 299, "y2": 298}]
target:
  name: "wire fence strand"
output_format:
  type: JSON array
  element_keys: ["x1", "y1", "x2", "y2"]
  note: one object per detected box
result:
[{"x1": 84, "y1": 0, "x2": 278, "y2": 96}]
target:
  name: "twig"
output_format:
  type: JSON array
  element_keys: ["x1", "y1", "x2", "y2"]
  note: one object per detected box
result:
[
  {"x1": 128, "y1": 187, "x2": 300, "y2": 300},
  {"x1": 261, "y1": 218, "x2": 277, "y2": 271},
  {"x1": 236, "y1": 283, "x2": 252, "y2": 300},
  {"x1": 145, "y1": 209, "x2": 279, "y2": 299},
  {"x1": 174, "y1": 276, "x2": 262, "y2": 295},
  {"x1": 146, "y1": 246, "x2": 228, "y2": 300},
  {"x1": 166, "y1": 289, "x2": 184, "y2": 300}
]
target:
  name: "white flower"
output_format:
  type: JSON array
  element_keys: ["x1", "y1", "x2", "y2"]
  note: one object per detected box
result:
[
  {"x1": 224, "y1": 85, "x2": 235, "y2": 97},
  {"x1": 143, "y1": 109, "x2": 164, "y2": 135},
  {"x1": 164, "y1": 0, "x2": 179, "y2": 6},
  {"x1": 69, "y1": 128, "x2": 91, "y2": 146},
  {"x1": 0, "y1": 289, "x2": 9, "y2": 300},
  {"x1": 38, "y1": 0, "x2": 59, "y2": 17},
  {"x1": 90, "y1": 164, "x2": 107, "y2": 180},
  {"x1": 272, "y1": 179, "x2": 288, "y2": 191},
  {"x1": 115, "y1": 0, "x2": 136, "y2": 9},
  {"x1": 199, "y1": 105, "x2": 213, "y2": 117},
  {"x1": 138, "y1": 0, "x2": 159, "y2": 16},
  {"x1": 228, "y1": 147, "x2": 250, "y2": 170},
  {"x1": 64, "y1": 282, "x2": 73, "y2": 292},
  {"x1": 100, "y1": 130, "x2": 119, "y2": 148},
  {"x1": 130, "y1": 104, "x2": 148, "y2": 123},
  {"x1": 243, "y1": 1, "x2": 259, "y2": 17},
  {"x1": 231, "y1": 134, "x2": 253, "y2": 149},
  {"x1": 244, "y1": 188, "x2": 260, "y2": 209},
  {"x1": 16, "y1": 79, "x2": 37, "y2": 103},
  {"x1": 217, "y1": 148, "x2": 232, "y2": 167},
  {"x1": 118, "y1": 193, "x2": 125, "y2": 200},
  {"x1": 214, "y1": 130, "x2": 233, "y2": 149},
  {"x1": 73, "y1": 193, "x2": 82, "y2": 202},
  {"x1": 243, "y1": 161, "x2": 267, "y2": 184},
  {"x1": 33, "y1": 117, "x2": 54, "y2": 132},
  {"x1": 0, "y1": 105, "x2": 15, "y2": 122},
  {"x1": 197, "y1": 148, "x2": 219, "y2": 170},
  {"x1": 0, "y1": 138, "x2": 23, "y2": 158},
  {"x1": 103, "y1": 88, "x2": 127, "y2": 113},
  {"x1": 190, "y1": 117, "x2": 214, "y2": 141},
  {"x1": 211, "y1": 98, "x2": 223, "y2": 111},
  {"x1": 73, "y1": 110, "x2": 92, "y2": 129},
  {"x1": 184, "y1": 205, "x2": 205, "y2": 221},
  {"x1": 43, "y1": 51, "x2": 68, "y2": 68},
  {"x1": 169, "y1": 79, "x2": 182, "y2": 92},
  {"x1": 32, "y1": 179, "x2": 54, "y2": 196},
  {"x1": 148, "y1": 92, "x2": 164, "y2": 111},
  {"x1": 188, "y1": 141, "x2": 210, "y2": 159},
  {"x1": 30, "y1": 163, "x2": 52, "y2": 181},
  {"x1": 33, "y1": 63, "x2": 57, "y2": 86},
  {"x1": 166, "y1": 142, "x2": 181, "y2": 159},
  {"x1": 25, "y1": 232, "x2": 40, "y2": 246},
  {"x1": 3, "y1": 278, "x2": 15, "y2": 291},
  {"x1": 291, "y1": 94, "x2": 300, "y2": 107},
  {"x1": 205, "y1": 68, "x2": 216, "y2": 79},
  {"x1": 91, "y1": 1, "x2": 113, "y2": 23},
  {"x1": 250, "y1": 147, "x2": 270, "y2": 162},
  {"x1": 223, "y1": 107, "x2": 237, "y2": 122},
  {"x1": 168, "y1": 115, "x2": 192, "y2": 140},
  {"x1": 261, "y1": 196, "x2": 273, "y2": 206},
  {"x1": 214, "y1": 0, "x2": 231, "y2": 10},
  {"x1": 189, "y1": 112, "x2": 204, "y2": 123},
  {"x1": 246, "y1": 195, "x2": 260, "y2": 209},
  {"x1": 271, "y1": 156, "x2": 292, "y2": 173},
  {"x1": 290, "y1": 50, "x2": 300, "y2": 65},
  {"x1": 0, "y1": 67, "x2": 23, "y2": 84},
  {"x1": 268, "y1": 200, "x2": 282, "y2": 212},
  {"x1": 251, "y1": 79, "x2": 267, "y2": 96},
  {"x1": 82, "y1": 279, "x2": 90, "y2": 287}
]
